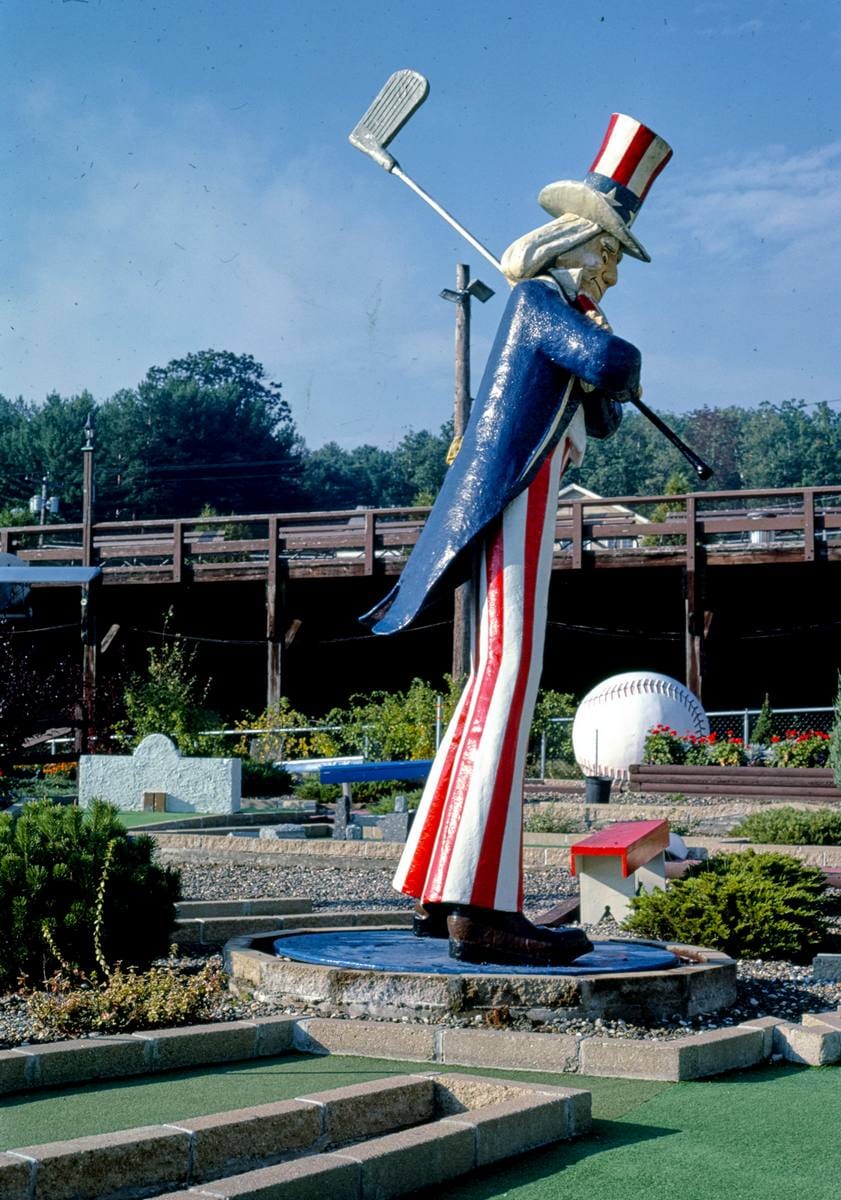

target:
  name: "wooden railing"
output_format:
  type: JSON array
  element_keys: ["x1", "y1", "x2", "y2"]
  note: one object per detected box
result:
[{"x1": 2, "y1": 485, "x2": 840, "y2": 583}]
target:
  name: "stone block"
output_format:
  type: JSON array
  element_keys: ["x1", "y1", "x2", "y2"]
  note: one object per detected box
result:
[
  {"x1": 774, "y1": 1021, "x2": 841, "y2": 1066},
  {"x1": 812, "y1": 954, "x2": 841, "y2": 982},
  {"x1": 195, "y1": 916, "x2": 296, "y2": 944},
  {"x1": 579, "y1": 1036, "x2": 696, "y2": 1081},
  {"x1": 15, "y1": 1036, "x2": 147, "y2": 1088},
  {"x1": 689, "y1": 1027, "x2": 764, "y2": 1077},
  {"x1": 333, "y1": 1121, "x2": 475, "y2": 1200},
  {"x1": 298, "y1": 1076, "x2": 436, "y2": 1144},
  {"x1": 738, "y1": 1016, "x2": 785, "y2": 1058},
  {"x1": 0, "y1": 1052, "x2": 30, "y2": 1097},
  {"x1": 176, "y1": 898, "x2": 312, "y2": 918},
  {"x1": 171, "y1": 919, "x2": 204, "y2": 944},
  {"x1": 185, "y1": 1154, "x2": 359, "y2": 1199},
  {"x1": 169, "y1": 1099, "x2": 322, "y2": 1181},
  {"x1": 295, "y1": 1018, "x2": 438, "y2": 1062},
  {"x1": 134, "y1": 1021, "x2": 257, "y2": 1071},
  {"x1": 0, "y1": 1153, "x2": 33, "y2": 1200},
  {"x1": 8, "y1": 1126, "x2": 190, "y2": 1200},
  {"x1": 802, "y1": 1011, "x2": 841, "y2": 1031},
  {"x1": 250, "y1": 1016, "x2": 297, "y2": 1057},
  {"x1": 440, "y1": 1028, "x2": 578, "y2": 1074},
  {"x1": 442, "y1": 1095, "x2": 567, "y2": 1166}
]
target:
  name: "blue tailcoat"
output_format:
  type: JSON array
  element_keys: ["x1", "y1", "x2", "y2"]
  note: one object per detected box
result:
[{"x1": 362, "y1": 277, "x2": 640, "y2": 635}]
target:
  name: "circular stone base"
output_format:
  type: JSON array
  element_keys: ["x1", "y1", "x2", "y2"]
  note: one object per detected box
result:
[
  {"x1": 272, "y1": 929, "x2": 679, "y2": 975},
  {"x1": 225, "y1": 919, "x2": 737, "y2": 1023}
]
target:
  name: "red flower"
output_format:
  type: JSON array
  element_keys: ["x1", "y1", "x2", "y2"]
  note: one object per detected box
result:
[{"x1": 770, "y1": 735, "x2": 780, "y2": 743}]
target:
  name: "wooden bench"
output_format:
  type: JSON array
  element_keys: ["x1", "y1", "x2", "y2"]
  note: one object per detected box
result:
[{"x1": 570, "y1": 819, "x2": 669, "y2": 924}]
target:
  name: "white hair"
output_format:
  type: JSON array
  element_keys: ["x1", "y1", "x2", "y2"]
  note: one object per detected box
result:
[{"x1": 500, "y1": 214, "x2": 603, "y2": 283}]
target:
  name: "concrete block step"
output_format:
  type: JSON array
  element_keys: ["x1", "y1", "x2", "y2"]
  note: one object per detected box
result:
[{"x1": 0, "y1": 1073, "x2": 592, "y2": 1200}]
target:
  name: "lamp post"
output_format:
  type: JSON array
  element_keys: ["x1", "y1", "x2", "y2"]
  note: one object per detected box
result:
[{"x1": 440, "y1": 264, "x2": 494, "y2": 682}]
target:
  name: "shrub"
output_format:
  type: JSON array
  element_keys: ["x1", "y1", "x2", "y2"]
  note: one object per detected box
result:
[
  {"x1": 729, "y1": 806, "x2": 841, "y2": 846},
  {"x1": 770, "y1": 729, "x2": 831, "y2": 768},
  {"x1": 26, "y1": 957, "x2": 227, "y2": 1039},
  {"x1": 0, "y1": 799, "x2": 180, "y2": 988},
  {"x1": 624, "y1": 850, "x2": 828, "y2": 961},
  {"x1": 116, "y1": 621, "x2": 221, "y2": 755},
  {"x1": 237, "y1": 697, "x2": 342, "y2": 762},
  {"x1": 530, "y1": 690, "x2": 576, "y2": 767},
  {"x1": 364, "y1": 788, "x2": 423, "y2": 815},
  {"x1": 751, "y1": 694, "x2": 775, "y2": 745},
  {"x1": 643, "y1": 726, "x2": 686, "y2": 765},
  {"x1": 707, "y1": 737, "x2": 748, "y2": 766}
]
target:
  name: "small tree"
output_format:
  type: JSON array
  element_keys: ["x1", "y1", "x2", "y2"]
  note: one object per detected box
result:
[
  {"x1": 116, "y1": 618, "x2": 219, "y2": 754},
  {"x1": 751, "y1": 693, "x2": 775, "y2": 745},
  {"x1": 830, "y1": 674, "x2": 841, "y2": 789}
]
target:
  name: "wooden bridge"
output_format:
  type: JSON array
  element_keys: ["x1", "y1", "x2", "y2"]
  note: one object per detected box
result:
[
  {"x1": 3, "y1": 484, "x2": 840, "y2": 742},
  {"x1": 4, "y1": 484, "x2": 840, "y2": 584}
]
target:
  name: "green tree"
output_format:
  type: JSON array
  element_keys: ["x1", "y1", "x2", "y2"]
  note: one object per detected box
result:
[
  {"x1": 17, "y1": 392, "x2": 95, "y2": 520},
  {"x1": 96, "y1": 351, "x2": 303, "y2": 518},
  {"x1": 751, "y1": 693, "x2": 775, "y2": 745}
]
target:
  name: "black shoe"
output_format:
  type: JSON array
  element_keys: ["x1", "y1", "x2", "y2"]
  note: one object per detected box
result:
[
  {"x1": 412, "y1": 901, "x2": 453, "y2": 939},
  {"x1": 447, "y1": 906, "x2": 593, "y2": 966}
]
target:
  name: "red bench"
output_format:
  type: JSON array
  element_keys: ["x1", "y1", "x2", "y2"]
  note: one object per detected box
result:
[{"x1": 570, "y1": 820, "x2": 670, "y2": 925}]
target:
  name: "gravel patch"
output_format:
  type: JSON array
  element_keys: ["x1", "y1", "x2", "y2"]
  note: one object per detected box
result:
[{"x1": 3, "y1": 861, "x2": 839, "y2": 1052}]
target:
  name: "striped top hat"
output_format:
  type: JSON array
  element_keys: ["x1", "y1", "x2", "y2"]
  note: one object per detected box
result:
[{"x1": 538, "y1": 114, "x2": 672, "y2": 262}]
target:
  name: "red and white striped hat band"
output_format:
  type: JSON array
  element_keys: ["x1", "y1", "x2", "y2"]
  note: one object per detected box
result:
[
  {"x1": 586, "y1": 113, "x2": 672, "y2": 225},
  {"x1": 537, "y1": 113, "x2": 672, "y2": 262}
]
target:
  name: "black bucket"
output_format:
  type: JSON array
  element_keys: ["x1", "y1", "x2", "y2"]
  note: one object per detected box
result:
[{"x1": 584, "y1": 775, "x2": 612, "y2": 804}]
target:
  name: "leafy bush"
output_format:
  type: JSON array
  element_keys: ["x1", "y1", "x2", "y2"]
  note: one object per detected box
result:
[
  {"x1": 770, "y1": 729, "x2": 831, "y2": 768},
  {"x1": 26, "y1": 957, "x2": 226, "y2": 1039},
  {"x1": 523, "y1": 808, "x2": 578, "y2": 834},
  {"x1": 237, "y1": 697, "x2": 342, "y2": 762},
  {"x1": 729, "y1": 806, "x2": 841, "y2": 846},
  {"x1": 0, "y1": 799, "x2": 180, "y2": 988},
  {"x1": 644, "y1": 727, "x2": 747, "y2": 766},
  {"x1": 364, "y1": 788, "x2": 423, "y2": 815},
  {"x1": 643, "y1": 726, "x2": 686, "y2": 765},
  {"x1": 116, "y1": 621, "x2": 221, "y2": 755},
  {"x1": 530, "y1": 690, "x2": 576, "y2": 766},
  {"x1": 624, "y1": 850, "x2": 828, "y2": 960}
]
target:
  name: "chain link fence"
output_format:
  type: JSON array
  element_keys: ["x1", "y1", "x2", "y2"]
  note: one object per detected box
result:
[{"x1": 706, "y1": 707, "x2": 834, "y2": 744}]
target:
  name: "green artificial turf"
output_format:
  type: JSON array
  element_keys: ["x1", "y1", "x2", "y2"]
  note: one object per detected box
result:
[
  {"x1": 2, "y1": 1054, "x2": 839, "y2": 1200},
  {"x1": 0, "y1": 1054, "x2": 667, "y2": 1149},
  {"x1": 418, "y1": 1063, "x2": 841, "y2": 1200},
  {"x1": 115, "y1": 810, "x2": 206, "y2": 827}
]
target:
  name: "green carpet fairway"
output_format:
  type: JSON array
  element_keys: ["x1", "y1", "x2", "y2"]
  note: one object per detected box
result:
[
  {"x1": 116, "y1": 810, "x2": 203, "y2": 827},
  {"x1": 0, "y1": 1055, "x2": 667, "y2": 1149},
  {"x1": 415, "y1": 1063, "x2": 841, "y2": 1200}
]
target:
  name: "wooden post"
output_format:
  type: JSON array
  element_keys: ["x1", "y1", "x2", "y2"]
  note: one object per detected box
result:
[
  {"x1": 452, "y1": 263, "x2": 473, "y2": 682},
  {"x1": 77, "y1": 576, "x2": 99, "y2": 754},
  {"x1": 684, "y1": 496, "x2": 704, "y2": 700},
  {"x1": 266, "y1": 516, "x2": 283, "y2": 707}
]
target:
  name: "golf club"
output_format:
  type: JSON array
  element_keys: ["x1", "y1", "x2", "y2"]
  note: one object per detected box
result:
[{"x1": 349, "y1": 71, "x2": 714, "y2": 482}]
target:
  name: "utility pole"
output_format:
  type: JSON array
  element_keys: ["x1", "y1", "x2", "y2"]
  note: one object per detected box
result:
[
  {"x1": 440, "y1": 264, "x2": 494, "y2": 682},
  {"x1": 78, "y1": 413, "x2": 97, "y2": 754}
]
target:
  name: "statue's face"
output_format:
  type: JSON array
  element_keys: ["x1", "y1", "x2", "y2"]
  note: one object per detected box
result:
[{"x1": 555, "y1": 235, "x2": 622, "y2": 304}]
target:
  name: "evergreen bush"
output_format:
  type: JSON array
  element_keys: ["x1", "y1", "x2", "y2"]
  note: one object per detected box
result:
[
  {"x1": 623, "y1": 850, "x2": 828, "y2": 961},
  {"x1": 0, "y1": 799, "x2": 180, "y2": 988},
  {"x1": 729, "y1": 806, "x2": 841, "y2": 846},
  {"x1": 751, "y1": 694, "x2": 775, "y2": 745}
]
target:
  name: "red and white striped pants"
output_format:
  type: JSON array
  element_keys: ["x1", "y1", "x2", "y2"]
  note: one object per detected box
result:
[{"x1": 393, "y1": 413, "x2": 585, "y2": 911}]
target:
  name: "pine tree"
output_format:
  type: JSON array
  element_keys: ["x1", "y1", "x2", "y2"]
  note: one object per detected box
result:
[{"x1": 751, "y1": 693, "x2": 775, "y2": 745}]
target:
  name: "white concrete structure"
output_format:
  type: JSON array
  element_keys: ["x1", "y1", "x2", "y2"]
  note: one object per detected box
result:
[
  {"x1": 572, "y1": 670, "x2": 708, "y2": 781},
  {"x1": 79, "y1": 733, "x2": 241, "y2": 814}
]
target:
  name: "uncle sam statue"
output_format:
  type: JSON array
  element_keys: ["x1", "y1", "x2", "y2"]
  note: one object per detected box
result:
[{"x1": 363, "y1": 114, "x2": 672, "y2": 966}]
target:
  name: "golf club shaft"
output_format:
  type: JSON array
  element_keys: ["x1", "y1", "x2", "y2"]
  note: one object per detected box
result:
[
  {"x1": 632, "y1": 395, "x2": 713, "y2": 481},
  {"x1": 392, "y1": 166, "x2": 502, "y2": 272}
]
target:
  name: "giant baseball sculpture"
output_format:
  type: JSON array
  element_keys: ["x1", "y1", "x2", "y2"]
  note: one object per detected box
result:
[{"x1": 355, "y1": 91, "x2": 673, "y2": 966}]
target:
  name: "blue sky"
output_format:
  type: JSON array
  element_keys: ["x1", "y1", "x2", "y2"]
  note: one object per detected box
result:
[{"x1": 2, "y1": 1, "x2": 839, "y2": 449}]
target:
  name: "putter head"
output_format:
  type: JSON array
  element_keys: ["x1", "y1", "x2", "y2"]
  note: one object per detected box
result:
[{"x1": 349, "y1": 69, "x2": 429, "y2": 171}]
